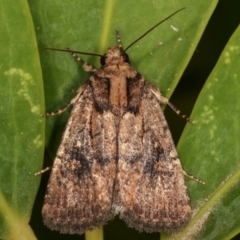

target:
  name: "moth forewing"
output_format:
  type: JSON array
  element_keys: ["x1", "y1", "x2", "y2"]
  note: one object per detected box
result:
[
  {"x1": 114, "y1": 83, "x2": 191, "y2": 232},
  {"x1": 42, "y1": 84, "x2": 117, "y2": 234}
]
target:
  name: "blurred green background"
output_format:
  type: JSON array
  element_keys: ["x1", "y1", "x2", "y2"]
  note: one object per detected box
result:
[{"x1": 166, "y1": 0, "x2": 240, "y2": 144}]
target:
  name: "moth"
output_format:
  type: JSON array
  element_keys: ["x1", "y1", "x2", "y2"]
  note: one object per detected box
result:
[{"x1": 42, "y1": 8, "x2": 193, "y2": 234}]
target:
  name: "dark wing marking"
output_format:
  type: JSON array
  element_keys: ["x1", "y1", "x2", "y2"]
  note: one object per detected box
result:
[
  {"x1": 42, "y1": 83, "x2": 117, "y2": 234},
  {"x1": 114, "y1": 83, "x2": 191, "y2": 232}
]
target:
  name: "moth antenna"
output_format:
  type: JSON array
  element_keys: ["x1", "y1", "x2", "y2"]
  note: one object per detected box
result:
[
  {"x1": 43, "y1": 47, "x2": 103, "y2": 58},
  {"x1": 124, "y1": 7, "x2": 186, "y2": 52},
  {"x1": 116, "y1": 30, "x2": 123, "y2": 49}
]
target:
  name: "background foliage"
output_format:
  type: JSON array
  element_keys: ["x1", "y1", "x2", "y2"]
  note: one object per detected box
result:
[{"x1": 1, "y1": 0, "x2": 240, "y2": 240}]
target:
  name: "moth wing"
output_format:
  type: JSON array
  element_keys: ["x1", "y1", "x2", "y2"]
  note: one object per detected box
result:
[
  {"x1": 42, "y1": 84, "x2": 117, "y2": 234},
  {"x1": 114, "y1": 84, "x2": 191, "y2": 232}
]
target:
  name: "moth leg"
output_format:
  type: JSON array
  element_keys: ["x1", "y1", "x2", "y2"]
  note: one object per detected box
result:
[
  {"x1": 149, "y1": 86, "x2": 194, "y2": 123},
  {"x1": 67, "y1": 48, "x2": 98, "y2": 73},
  {"x1": 166, "y1": 101, "x2": 194, "y2": 123},
  {"x1": 42, "y1": 48, "x2": 97, "y2": 117},
  {"x1": 163, "y1": 99, "x2": 204, "y2": 184},
  {"x1": 41, "y1": 85, "x2": 86, "y2": 117},
  {"x1": 34, "y1": 166, "x2": 51, "y2": 176},
  {"x1": 183, "y1": 170, "x2": 205, "y2": 184},
  {"x1": 42, "y1": 102, "x2": 72, "y2": 117},
  {"x1": 149, "y1": 85, "x2": 204, "y2": 184}
]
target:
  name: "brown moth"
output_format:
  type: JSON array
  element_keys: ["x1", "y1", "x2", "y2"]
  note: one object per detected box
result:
[{"x1": 42, "y1": 8, "x2": 193, "y2": 234}]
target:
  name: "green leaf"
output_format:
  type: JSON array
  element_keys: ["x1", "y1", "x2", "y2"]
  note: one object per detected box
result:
[
  {"x1": 0, "y1": 0, "x2": 44, "y2": 239},
  {"x1": 28, "y1": 0, "x2": 218, "y2": 239},
  {"x1": 162, "y1": 25, "x2": 240, "y2": 240}
]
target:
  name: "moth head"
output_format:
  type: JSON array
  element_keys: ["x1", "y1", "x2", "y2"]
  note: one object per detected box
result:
[{"x1": 100, "y1": 47, "x2": 130, "y2": 66}]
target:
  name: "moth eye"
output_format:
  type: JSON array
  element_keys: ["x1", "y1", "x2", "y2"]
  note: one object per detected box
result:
[
  {"x1": 100, "y1": 55, "x2": 106, "y2": 66},
  {"x1": 123, "y1": 53, "x2": 130, "y2": 63}
]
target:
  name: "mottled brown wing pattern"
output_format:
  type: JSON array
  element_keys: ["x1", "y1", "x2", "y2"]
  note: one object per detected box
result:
[
  {"x1": 114, "y1": 81, "x2": 191, "y2": 232},
  {"x1": 42, "y1": 83, "x2": 117, "y2": 234},
  {"x1": 42, "y1": 38, "x2": 193, "y2": 234}
]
